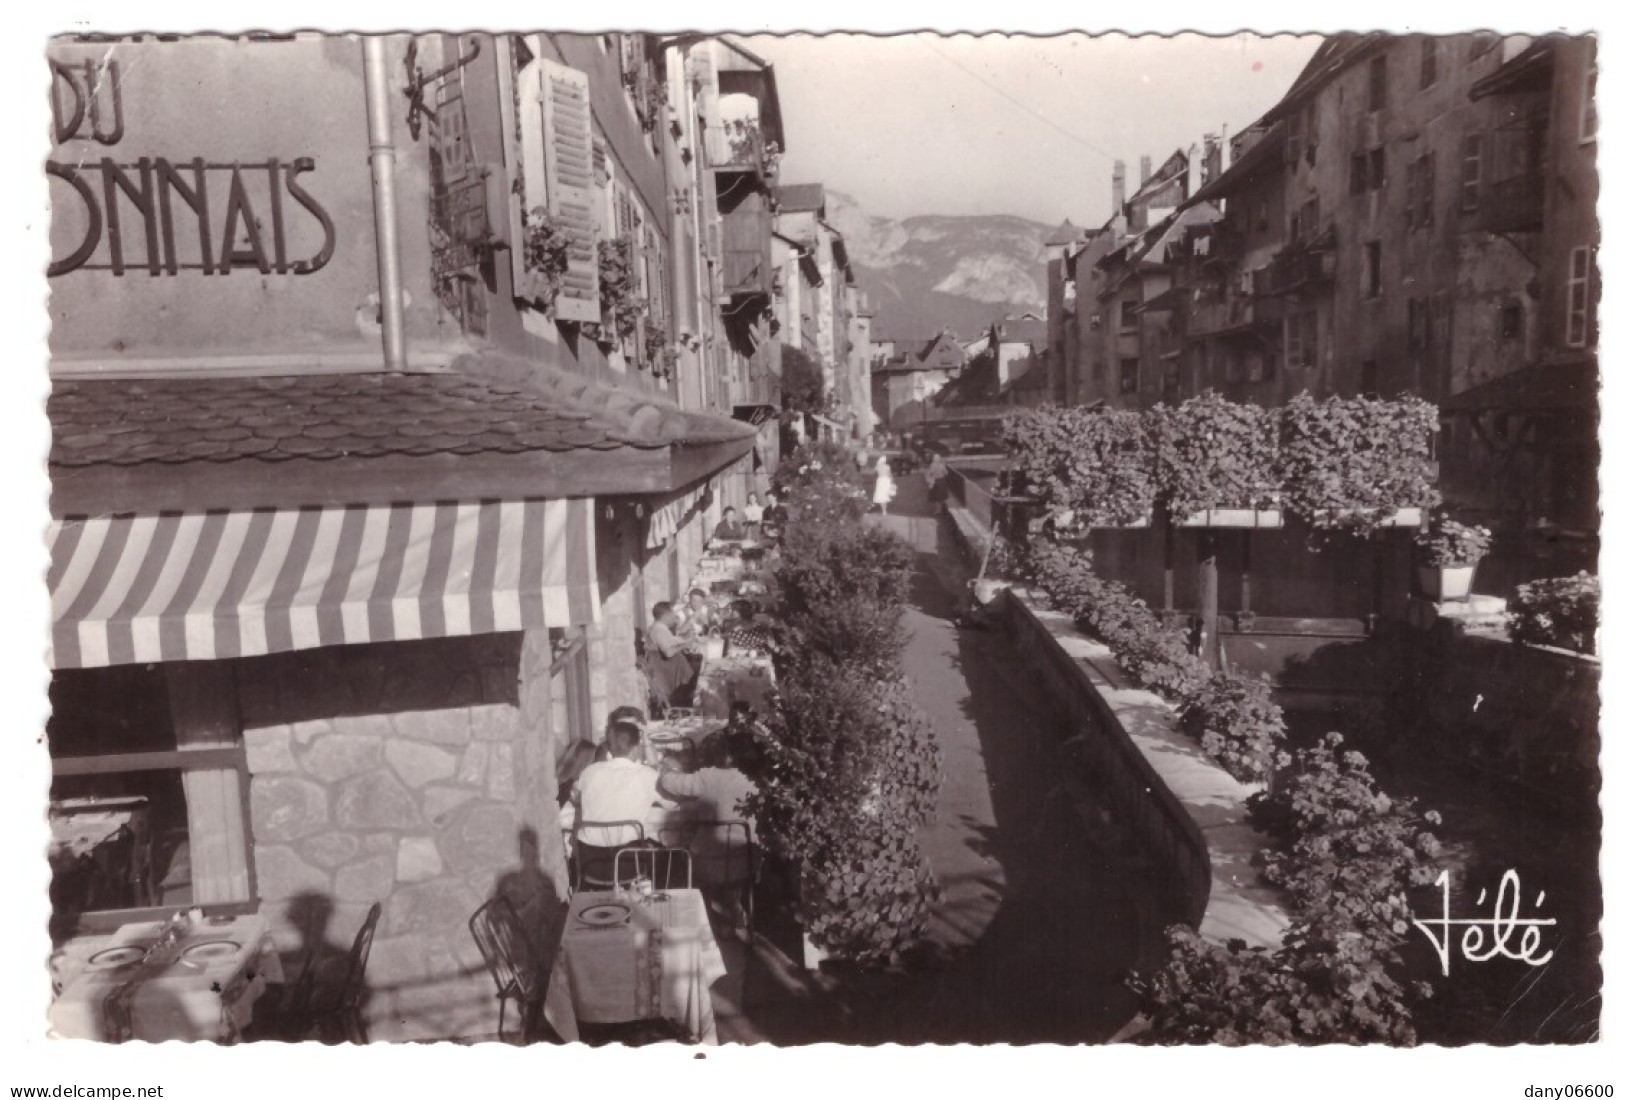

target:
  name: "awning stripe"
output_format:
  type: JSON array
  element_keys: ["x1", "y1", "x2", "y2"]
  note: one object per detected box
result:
[{"x1": 47, "y1": 499, "x2": 601, "y2": 670}]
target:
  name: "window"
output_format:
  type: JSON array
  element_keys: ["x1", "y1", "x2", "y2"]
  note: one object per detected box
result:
[
  {"x1": 1500, "y1": 301, "x2": 1523, "y2": 340},
  {"x1": 1369, "y1": 146, "x2": 1386, "y2": 188},
  {"x1": 512, "y1": 52, "x2": 601, "y2": 323},
  {"x1": 1408, "y1": 297, "x2": 1430, "y2": 350},
  {"x1": 1224, "y1": 349, "x2": 1245, "y2": 384},
  {"x1": 1566, "y1": 246, "x2": 1594, "y2": 347},
  {"x1": 1119, "y1": 356, "x2": 1140, "y2": 393},
  {"x1": 1286, "y1": 310, "x2": 1318, "y2": 368},
  {"x1": 1580, "y1": 49, "x2": 1598, "y2": 144},
  {"x1": 1369, "y1": 55, "x2": 1388, "y2": 111},
  {"x1": 1162, "y1": 364, "x2": 1181, "y2": 401},
  {"x1": 549, "y1": 627, "x2": 593, "y2": 762},
  {"x1": 1120, "y1": 299, "x2": 1139, "y2": 330},
  {"x1": 1404, "y1": 154, "x2": 1435, "y2": 230},
  {"x1": 1255, "y1": 201, "x2": 1269, "y2": 234},
  {"x1": 1363, "y1": 242, "x2": 1383, "y2": 297},
  {"x1": 1351, "y1": 150, "x2": 1368, "y2": 195},
  {"x1": 1286, "y1": 110, "x2": 1303, "y2": 163},
  {"x1": 48, "y1": 665, "x2": 253, "y2": 940},
  {"x1": 1461, "y1": 134, "x2": 1484, "y2": 212},
  {"x1": 1301, "y1": 198, "x2": 1321, "y2": 238},
  {"x1": 1420, "y1": 38, "x2": 1438, "y2": 88}
]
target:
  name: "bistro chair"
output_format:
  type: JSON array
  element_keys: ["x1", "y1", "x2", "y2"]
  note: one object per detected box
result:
[
  {"x1": 285, "y1": 901, "x2": 382, "y2": 1044},
  {"x1": 656, "y1": 820, "x2": 755, "y2": 929},
  {"x1": 613, "y1": 845, "x2": 693, "y2": 892},
  {"x1": 571, "y1": 821, "x2": 646, "y2": 891},
  {"x1": 468, "y1": 897, "x2": 545, "y2": 1044}
]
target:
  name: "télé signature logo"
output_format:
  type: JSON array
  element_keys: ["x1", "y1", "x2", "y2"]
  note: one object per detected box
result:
[{"x1": 1411, "y1": 868, "x2": 1554, "y2": 976}]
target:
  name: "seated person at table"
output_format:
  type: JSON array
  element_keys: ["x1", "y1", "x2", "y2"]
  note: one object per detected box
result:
[
  {"x1": 678, "y1": 587, "x2": 715, "y2": 638},
  {"x1": 571, "y1": 721, "x2": 669, "y2": 881},
  {"x1": 725, "y1": 600, "x2": 773, "y2": 654},
  {"x1": 656, "y1": 730, "x2": 762, "y2": 925},
  {"x1": 647, "y1": 602, "x2": 701, "y2": 710},
  {"x1": 712, "y1": 506, "x2": 748, "y2": 542}
]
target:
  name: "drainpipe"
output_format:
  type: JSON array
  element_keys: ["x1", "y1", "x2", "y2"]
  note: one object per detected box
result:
[{"x1": 363, "y1": 35, "x2": 407, "y2": 371}]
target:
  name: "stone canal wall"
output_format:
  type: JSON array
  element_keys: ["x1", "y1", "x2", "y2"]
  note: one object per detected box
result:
[{"x1": 237, "y1": 631, "x2": 568, "y2": 1042}]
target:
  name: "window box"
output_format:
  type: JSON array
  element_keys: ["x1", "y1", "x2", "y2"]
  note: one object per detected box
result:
[
  {"x1": 1312, "y1": 506, "x2": 1424, "y2": 528},
  {"x1": 1175, "y1": 506, "x2": 1285, "y2": 529}
]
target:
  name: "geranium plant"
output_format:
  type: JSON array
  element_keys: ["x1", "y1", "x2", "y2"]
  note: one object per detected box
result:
[
  {"x1": 1414, "y1": 519, "x2": 1493, "y2": 568},
  {"x1": 1148, "y1": 391, "x2": 1280, "y2": 518},
  {"x1": 1001, "y1": 405, "x2": 1156, "y2": 528},
  {"x1": 1509, "y1": 572, "x2": 1600, "y2": 655},
  {"x1": 518, "y1": 209, "x2": 572, "y2": 310},
  {"x1": 596, "y1": 237, "x2": 646, "y2": 346},
  {"x1": 1278, "y1": 393, "x2": 1441, "y2": 536}
]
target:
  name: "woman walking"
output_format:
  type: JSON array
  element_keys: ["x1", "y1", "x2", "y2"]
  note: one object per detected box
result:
[{"x1": 872, "y1": 455, "x2": 897, "y2": 516}]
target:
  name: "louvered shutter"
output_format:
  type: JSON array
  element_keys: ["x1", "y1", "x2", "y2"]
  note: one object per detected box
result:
[{"x1": 541, "y1": 59, "x2": 599, "y2": 323}]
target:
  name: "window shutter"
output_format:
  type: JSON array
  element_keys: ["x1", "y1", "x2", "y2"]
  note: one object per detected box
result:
[{"x1": 541, "y1": 58, "x2": 600, "y2": 323}]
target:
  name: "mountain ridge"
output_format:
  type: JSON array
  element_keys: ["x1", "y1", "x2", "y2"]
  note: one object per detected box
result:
[{"x1": 821, "y1": 188, "x2": 1056, "y2": 342}]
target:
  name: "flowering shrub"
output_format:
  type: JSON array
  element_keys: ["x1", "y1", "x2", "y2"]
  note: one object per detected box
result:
[
  {"x1": 1247, "y1": 733, "x2": 1443, "y2": 945},
  {"x1": 1001, "y1": 405, "x2": 1156, "y2": 527},
  {"x1": 1021, "y1": 538, "x2": 1285, "y2": 785},
  {"x1": 1148, "y1": 391, "x2": 1280, "y2": 518},
  {"x1": 1414, "y1": 518, "x2": 1494, "y2": 567},
  {"x1": 1509, "y1": 572, "x2": 1600, "y2": 655},
  {"x1": 748, "y1": 449, "x2": 943, "y2": 968},
  {"x1": 1277, "y1": 393, "x2": 1440, "y2": 536},
  {"x1": 1132, "y1": 921, "x2": 1430, "y2": 1045}
]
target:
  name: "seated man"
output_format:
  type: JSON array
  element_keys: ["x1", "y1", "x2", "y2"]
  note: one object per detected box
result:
[
  {"x1": 647, "y1": 601, "x2": 701, "y2": 710},
  {"x1": 571, "y1": 721, "x2": 668, "y2": 883},
  {"x1": 712, "y1": 506, "x2": 748, "y2": 542},
  {"x1": 677, "y1": 587, "x2": 715, "y2": 639}
]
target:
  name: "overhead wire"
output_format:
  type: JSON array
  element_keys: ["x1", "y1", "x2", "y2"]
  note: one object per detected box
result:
[{"x1": 918, "y1": 38, "x2": 1118, "y2": 163}]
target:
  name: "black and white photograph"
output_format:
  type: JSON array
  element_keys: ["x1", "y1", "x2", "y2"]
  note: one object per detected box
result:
[{"x1": 0, "y1": 7, "x2": 1615, "y2": 1096}]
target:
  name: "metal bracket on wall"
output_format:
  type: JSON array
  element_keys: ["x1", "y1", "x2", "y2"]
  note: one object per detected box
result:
[{"x1": 403, "y1": 36, "x2": 484, "y2": 141}]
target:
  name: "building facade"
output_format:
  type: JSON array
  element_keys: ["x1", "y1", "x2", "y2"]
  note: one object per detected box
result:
[{"x1": 42, "y1": 31, "x2": 845, "y2": 1041}]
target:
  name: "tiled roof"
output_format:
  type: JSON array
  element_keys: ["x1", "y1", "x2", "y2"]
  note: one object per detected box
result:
[
  {"x1": 50, "y1": 357, "x2": 754, "y2": 471},
  {"x1": 776, "y1": 183, "x2": 826, "y2": 213}
]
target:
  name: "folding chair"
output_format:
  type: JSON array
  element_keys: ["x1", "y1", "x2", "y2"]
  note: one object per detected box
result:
[
  {"x1": 468, "y1": 897, "x2": 544, "y2": 1044},
  {"x1": 285, "y1": 901, "x2": 382, "y2": 1044}
]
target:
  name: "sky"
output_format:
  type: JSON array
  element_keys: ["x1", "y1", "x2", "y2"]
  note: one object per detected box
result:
[{"x1": 737, "y1": 32, "x2": 1324, "y2": 227}]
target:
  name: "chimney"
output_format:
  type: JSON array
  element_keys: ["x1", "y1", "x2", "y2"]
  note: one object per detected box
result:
[
  {"x1": 1140, "y1": 155, "x2": 1153, "y2": 189},
  {"x1": 1111, "y1": 160, "x2": 1126, "y2": 214}
]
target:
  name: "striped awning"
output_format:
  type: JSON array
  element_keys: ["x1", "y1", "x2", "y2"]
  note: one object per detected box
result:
[
  {"x1": 646, "y1": 479, "x2": 712, "y2": 550},
  {"x1": 48, "y1": 499, "x2": 600, "y2": 670}
]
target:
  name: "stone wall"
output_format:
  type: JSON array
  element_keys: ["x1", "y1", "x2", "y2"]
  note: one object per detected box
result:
[{"x1": 238, "y1": 631, "x2": 568, "y2": 1042}]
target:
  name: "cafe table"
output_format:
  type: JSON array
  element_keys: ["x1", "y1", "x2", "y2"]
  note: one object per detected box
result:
[
  {"x1": 49, "y1": 913, "x2": 283, "y2": 1043},
  {"x1": 642, "y1": 715, "x2": 726, "y2": 766},
  {"x1": 694, "y1": 653, "x2": 777, "y2": 719},
  {"x1": 543, "y1": 888, "x2": 728, "y2": 1044}
]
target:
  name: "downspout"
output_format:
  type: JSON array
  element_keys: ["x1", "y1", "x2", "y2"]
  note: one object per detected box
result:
[{"x1": 363, "y1": 36, "x2": 408, "y2": 371}]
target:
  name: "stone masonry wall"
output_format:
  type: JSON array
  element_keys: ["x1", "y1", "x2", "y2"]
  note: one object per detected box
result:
[{"x1": 238, "y1": 632, "x2": 568, "y2": 1042}]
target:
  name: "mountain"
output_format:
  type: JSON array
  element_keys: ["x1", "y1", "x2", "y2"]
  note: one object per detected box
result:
[{"x1": 823, "y1": 189, "x2": 1054, "y2": 342}]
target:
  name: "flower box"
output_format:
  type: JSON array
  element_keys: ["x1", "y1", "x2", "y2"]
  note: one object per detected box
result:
[
  {"x1": 1416, "y1": 564, "x2": 1475, "y2": 602},
  {"x1": 1176, "y1": 507, "x2": 1285, "y2": 529},
  {"x1": 1312, "y1": 506, "x2": 1424, "y2": 529}
]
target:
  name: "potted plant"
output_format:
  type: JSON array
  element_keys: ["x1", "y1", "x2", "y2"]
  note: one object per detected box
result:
[{"x1": 1413, "y1": 518, "x2": 1493, "y2": 601}]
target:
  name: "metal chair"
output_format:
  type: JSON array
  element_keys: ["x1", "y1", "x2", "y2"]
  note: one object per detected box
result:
[
  {"x1": 657, "y1": 820, "x2": 755, "y2": 929},
  {"x1": 286, "y1": 901, "x2": 381, "y2": 1044},
  {"x1": 571, "y1": 821, "x2": 646, "y2": 891},
  {"x1": 613, "y1": 845, "x2": 693, "y2": 891},
  {"x1": 468, "y1": 897, "x2": 544, "y2": 1044}
]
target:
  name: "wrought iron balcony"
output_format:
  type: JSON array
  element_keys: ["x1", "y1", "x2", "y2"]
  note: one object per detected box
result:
[{"x1": 1186, "y1": 294, "x2": 1285, "y2": 338}]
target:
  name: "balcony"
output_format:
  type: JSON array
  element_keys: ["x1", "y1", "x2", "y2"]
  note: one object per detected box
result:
[
  {"x1": 1260, "y1": 247, "x2": 1335, "y2": 296},
  {"x1": 1186, "y1": 294, "x2": 1285, "y2": 338},
  {"x1": 719, "y1": 189, "x2": 773, "y2": 298},
  {"x1": 1479, "y1": 173, "x2": 1545, "y2": 233},
  {"x1": 705, "y1": 115, "x2": 770, "y2": 176}
]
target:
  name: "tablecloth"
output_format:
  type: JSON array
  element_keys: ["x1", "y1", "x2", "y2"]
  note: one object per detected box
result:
[
  {"x1": 49, "y1": 914, "x2": 283, "y2": 1043},
  {"x1": 695, "y1": 654, "x2": 777, "y2": 719},
  {"x1": 543, "y1": 889, "x2": 727, "y2": 1044}
]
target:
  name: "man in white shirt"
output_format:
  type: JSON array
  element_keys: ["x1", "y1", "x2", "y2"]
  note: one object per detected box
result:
[{"x1": 572, "y1": 722, "x2": 666, "y2": 879}]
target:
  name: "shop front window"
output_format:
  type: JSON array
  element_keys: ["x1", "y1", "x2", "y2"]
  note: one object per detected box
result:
[{"x1": 47, "y1": 664, "x2": 253, "y2": 942}]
